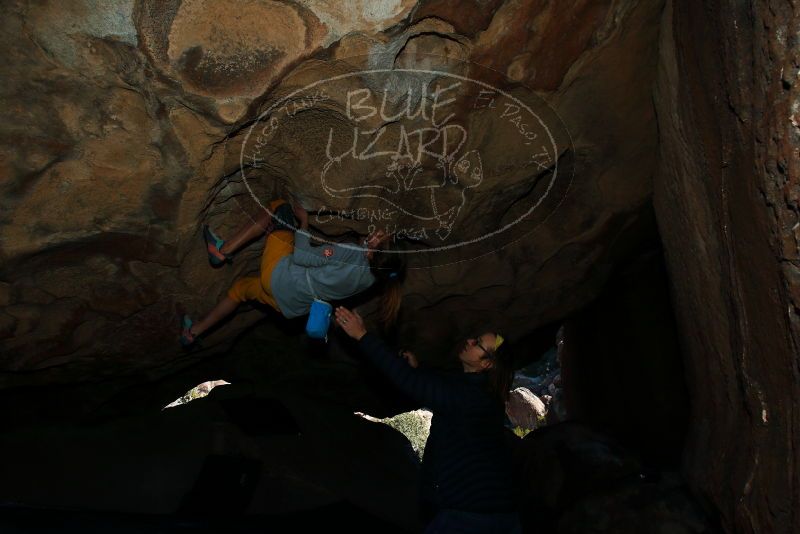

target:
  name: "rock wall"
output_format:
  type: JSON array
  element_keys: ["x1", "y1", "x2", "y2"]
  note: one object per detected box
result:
[
  {"x1": 4, "y1": 0, "x2": 798, "y2": 530},
  {"x1": 0, "y1": 0, "x2": 663, "y2": 389},
  {"x1": 654, "y1": 0, "x2": 800, "y2": 532}
]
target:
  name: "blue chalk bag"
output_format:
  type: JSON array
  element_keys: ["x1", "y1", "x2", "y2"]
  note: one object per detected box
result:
[{"x1": 305, "y1": 271, "x2": 332, "y2": 341}]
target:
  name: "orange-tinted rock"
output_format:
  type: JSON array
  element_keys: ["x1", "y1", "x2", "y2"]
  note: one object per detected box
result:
[
  {"x1": 136, "y1": 0, "x2": 327, "y2": 122},
  {"x1": 0, "y1": 0, "x2": 663, "y2": 390},
  {"x1": 472, "y1": 0, "x2": 613, "y2": 91},
  {"x1": 411, "y1": 0, "x2": 503, "y2": 36},
  {"x1": 135, "y1": 0, "x2": 421, "y2": 122},
  {"x1": 299, "y1": 0, "x2": 418, "y2": 46}
]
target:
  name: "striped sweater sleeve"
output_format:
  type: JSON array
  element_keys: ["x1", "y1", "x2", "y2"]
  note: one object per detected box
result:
[{"x1": 357, "y1": 332, "x2": 464, "y2": 413}]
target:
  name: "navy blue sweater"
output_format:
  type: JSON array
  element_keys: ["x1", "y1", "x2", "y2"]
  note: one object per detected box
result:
[{"x1": 358, "y1": 333, "x2": 516, "y2": 514}]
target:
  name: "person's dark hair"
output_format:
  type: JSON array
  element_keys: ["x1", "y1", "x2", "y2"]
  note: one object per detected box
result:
[
  {"x1": 481, "y1": 333, "x2": 514, "y2": 404},
  {"x1": 368, "y1": 244, "x2": 406, "y2": 329}
]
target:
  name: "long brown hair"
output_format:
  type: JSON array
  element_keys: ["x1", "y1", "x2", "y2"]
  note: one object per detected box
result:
[
  {"x1": 483, "y1": 333, "x2": 514, "y2": 404},
  {"x1": 368, "y1": 246, "x2": 406, "y2": 328}
]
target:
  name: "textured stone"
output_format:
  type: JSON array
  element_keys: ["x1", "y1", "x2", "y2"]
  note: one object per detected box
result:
[
  {"x1": 654, "y1": 0, "x2": 800, "y2": 531},
  {"x1": 506, "y1": 387, "x2": 546, "y2": 430},
  {"x1": 21, "y1": 0, "x2": 138, "y2": 68},
  {"x1": 411, "y1": 0, "x2": 503, "y2": 36},
  {"x1": 135, "y1": 0, "x2": 328, "y2": 122},
  {"x1": 298, "y1": 0, "x2": 418, "y2": 47},
  {"x1": 512, "y1": 424, "x2": 714, "y2": 532},
  {"x1": 0, "y1": 0, "x2": 663, "y2": 393},
  {"x1": 0, "y1": 282, "x2": 10, "y2": 307},
  {"x1": 2, "y1": 1, "x2": 798, "y2": 530},
  {"x1": 471, "y1": 0, "x2": 615, "y2": 90},
  {"x1": 0, "y1": 312, "x2": 15, "y2": 340}
]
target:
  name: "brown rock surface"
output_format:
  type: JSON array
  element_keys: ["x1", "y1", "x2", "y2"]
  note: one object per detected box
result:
[
  {"x1": 654, "y1": 0, "x2": 800, "y2": 531},
  {"x1": 410, "y1": 0, "x2": 503, "y2": 36},
  {"x1": 6, "y1": 0, "x2": 799, "y2": 530},
  {"x1": 471, "y1": 0, "x2": 615, "y2": 90},
  {"x1": 0, "y1": 0, "x2": 663, "y2": 386}
]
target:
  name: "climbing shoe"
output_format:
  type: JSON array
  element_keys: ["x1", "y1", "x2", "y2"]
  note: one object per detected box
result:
[
  {"x1": 203, "y1": 224, "x2": 231, "y2": 267},
  {"x1": 179, "y1": 314, "x2": 199, "y2": 348}
]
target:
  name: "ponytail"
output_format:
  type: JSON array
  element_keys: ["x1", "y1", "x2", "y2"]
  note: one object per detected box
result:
[
  {"x1": 368, "y1": 244, "x2": 406, "y2": 329},
  {"x1": 378, "y1": 277, "x2": 403, "y2": 328},
  {"x1": 485, "y1": 334, "x2": 514, "y2": 404}
]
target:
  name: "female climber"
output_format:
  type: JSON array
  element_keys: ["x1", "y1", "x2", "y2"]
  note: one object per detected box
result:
[
  {"x1": 334, "y1": 306, "x2": 522, "y2": 534},
  {"x1": 180, "y1": 199, "x2": 404, "y2": 346}
]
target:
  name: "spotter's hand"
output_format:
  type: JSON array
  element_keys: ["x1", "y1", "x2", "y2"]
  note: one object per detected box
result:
[
  {"x1": 334, "y1": 307, "x2": 367, "y2": 340},
  {"x1": 400, "y1": 350, "x2": 419, "y2": 369}
]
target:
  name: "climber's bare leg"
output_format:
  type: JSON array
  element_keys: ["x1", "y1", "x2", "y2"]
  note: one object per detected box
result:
[
  {"x1": 220, "y1": 209, "x2": 271, "y2": 255},
  {"x1": 191, "y1": 297, "x2": 239, "y2": 337}
]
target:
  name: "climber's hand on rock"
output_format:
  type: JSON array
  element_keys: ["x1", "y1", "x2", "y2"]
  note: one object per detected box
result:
[
  {"x1": 366, "y1": 229, "x2": 390, "y2": 249},
  {"x1": 293, "y1": 204, "x2": 309, "y2": 229}
]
